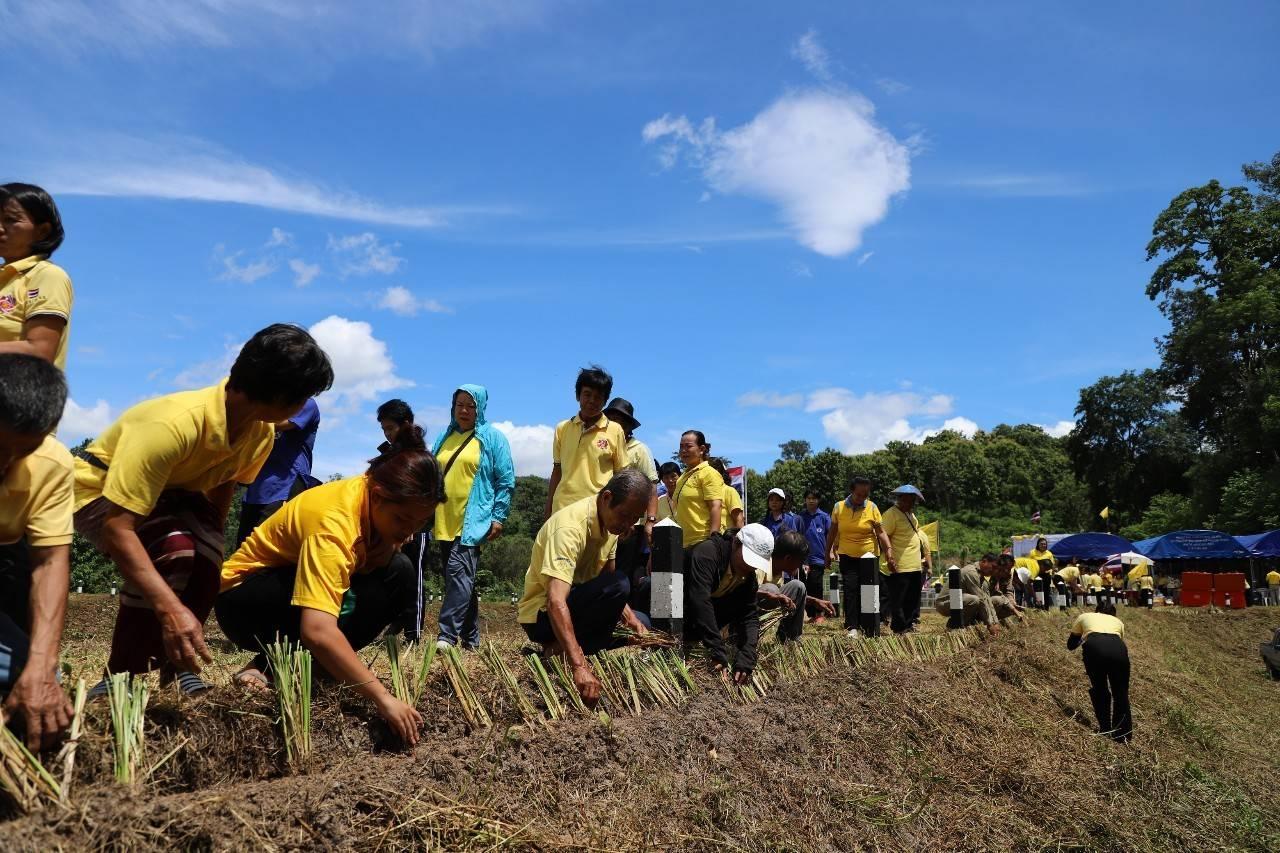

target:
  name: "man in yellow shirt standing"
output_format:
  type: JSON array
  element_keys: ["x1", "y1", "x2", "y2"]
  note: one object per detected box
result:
[
  {"x1": 518, "y1": 469, "x2": 653, "y2": 708},
  {"x1": 827, "y1": 476, "x2": 892, "y2": 637},
  {"x1": 545, "y1": 366, "x2": 629, "y2": 517},
  {"x1": 1266, "y1": 569, "x2": 1280, "y2": 606},
  {"x1": 0, "y1": 355, "x2": 76, "y2": 751},
  {"x1": 76, "y1": 324, "x2": 334, "y2": 696}
]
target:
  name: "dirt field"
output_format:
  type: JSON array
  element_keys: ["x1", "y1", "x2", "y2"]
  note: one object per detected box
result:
[{"x1": 4, "y1": 596, "x2": 1278, "y2": 851}]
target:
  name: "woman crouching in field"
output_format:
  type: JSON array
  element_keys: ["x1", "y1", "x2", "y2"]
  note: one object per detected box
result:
[{"x1": 214, "y1": 424, "x2": 442, "y2": 746}]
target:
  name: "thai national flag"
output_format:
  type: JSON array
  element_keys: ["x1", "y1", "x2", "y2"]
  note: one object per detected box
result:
[
  {"x1": 727, "y1": 465, "x2": 746, "y2": 502},
  {"x1": 1030, "y1": 510, "x2": 1041, "y2": 523}
]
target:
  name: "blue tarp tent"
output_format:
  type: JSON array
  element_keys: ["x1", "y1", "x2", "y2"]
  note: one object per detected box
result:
[
  {"x1": 1237, "y1": 531, "x2": 1280, "y2": 557},
  {"x1": 1047, "y1": 532, "x2": 1133, "y2": 560},
  {"x1": 1133, "y1": 530, "x2": 1251, "y2": 560}
]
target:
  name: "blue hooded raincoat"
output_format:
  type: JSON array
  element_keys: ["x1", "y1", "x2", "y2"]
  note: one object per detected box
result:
[{"x1": 431, "y1": 384, "x2": 516, "y2": 547}]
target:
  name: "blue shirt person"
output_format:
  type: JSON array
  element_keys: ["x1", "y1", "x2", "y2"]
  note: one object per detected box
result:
[
  {"x1": 796, "y1": 495, "x2": 832, "y2": 569},
  {"x1": 236, "y1": 397, "x2": 321, "y2": 545}
]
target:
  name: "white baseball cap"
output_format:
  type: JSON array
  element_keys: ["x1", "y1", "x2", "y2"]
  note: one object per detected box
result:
[
  {"x1": 737, "y1": 523, "x2": 774, "y2": 573},
  {"x1": 767, "y1": 487, "x2": 786, "y2": 500}
]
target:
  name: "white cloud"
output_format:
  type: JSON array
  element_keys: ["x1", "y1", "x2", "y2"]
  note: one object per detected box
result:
[
  {"x1": 57, "y1": 398, "x2": 113, "y2": 442},
  {"x1": 265, "y1": 227, "x2": 293, "y2": 248},
  {"x1": 644, "y1": 90, "x2": 911, "y2": 257},
  {"x1": 875, "y1": 77, "x2": 910, "y2": 95},
  {"x1": 1039, "y1": 420, "x2": 1076, "y2": 438},
  {"x1": 308, "y1": 315, "x2": 413, "y2": 416},
  {"x1": 492, "y1": 420, "x2": 555, "y2": 477},
  {"x1": 804, "y1": 388, "x2": 976, "y2": 453},
  {"x1": 327, "y1": 233, "x2": 405, "y2": 276},
  {"x1": 791, "y1": 29, "x2": 831, "y2": 81},
  {"x1": 947, "y1": 174, "x2": 1098, "y2": 198},
  {"x1": 857, "y1": 251, "x2": 874, "y2": 266},
  {"x1": 791, "y1": 261, "x2": 813, "y2": 278},
  {"x1": 215, "y1": 246, "x2": 277, "y2": 284},
  {"x1": 737, "y1": 390, "x2": 805, "y2": 409},
  {"x1": 377, "y1": 286, "x2": 452, "y2": 317},
  {"x1": 289, "y1": 258, "x2": 321, "y2": 287}
]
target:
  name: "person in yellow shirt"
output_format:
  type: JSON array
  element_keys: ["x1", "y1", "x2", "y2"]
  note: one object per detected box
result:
[
  {"x1": 0, "y1": 184, "x2": 73, "y2": 369},
  {"x1": 518, "y1": 469, "x2": 653, "y2": 708},
  {"x1": 1267, "y1": 569, "x2": 1280, "y2": 606},
  {"x1": 430, "y1": 384, "x2": 515, "y2": 651},
  {"x1": 708, "y1": 458, "x2": 744, "y2": 532},
  {"x1": 545, "y1": 366, "x2": 629, "y2": 516},
  {"x1": 881, "y1": 485, "x2": 932, "y2": 634},
  {"x1": 76, "y1": 324, "x2": 334, "y2": 696},
  {"x1": 1067, "y1": 602, "x2": 1131, "y2": 741},
  {"x1": 216, "y1": 425, "x2": 442, "y2": 746},
  {"x1": 672, "y1": 430, "x2": 724, "y2": 548},
  {"x1": 826, "y1": 476, "x2": 892, "y2": 635},
  {"x1": 0, "y1": 355, "x2": 75, "y2": 751},
  {"x1": 1028, "y1": 538, "x2": 1056, "y2": 576},
  {"x1": 605, "y1": 398, "x2": 660, "y2": 592}
]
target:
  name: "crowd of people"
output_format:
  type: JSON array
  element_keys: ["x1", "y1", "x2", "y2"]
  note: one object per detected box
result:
[{"x1": 0, "y1": 183, "x2": 1137, "y2": 753}]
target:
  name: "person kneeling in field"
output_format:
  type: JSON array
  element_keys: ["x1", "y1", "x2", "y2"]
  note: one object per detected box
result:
[
  {"x1": 517, "y1": 468, "x2": 653, "y2": 708},
  {"x1": 0, "y1": 355, "x2": 75, "y2": 751},
  {"x1": 683, "y1": 523, "x2": 776, "y2": 684},
  {"x1": 933, "y1": 554, "x2": 1018, "y2": 635},
  {"x1": 76, "y1": 325, "x2": 334, "y2": 696},
  {"x1": 215, "y1": 424, "x2": 442, "y2": 746},
  {"x1": 755, "y1": 530, "x2": 836, "y2": 642}
]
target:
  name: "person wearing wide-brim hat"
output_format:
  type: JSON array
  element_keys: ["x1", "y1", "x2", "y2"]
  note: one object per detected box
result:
[
  {"x1": 603, "y1": 397, "x2": 659, "y2": 608},
  {"x1": 881, "y1": 484, "x2": 933, "y2": 634}
]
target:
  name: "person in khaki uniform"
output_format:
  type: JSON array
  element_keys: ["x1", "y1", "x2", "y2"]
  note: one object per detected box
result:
[{"x1": 934, "y1": 555, "x2": 1017, "y2": 634}]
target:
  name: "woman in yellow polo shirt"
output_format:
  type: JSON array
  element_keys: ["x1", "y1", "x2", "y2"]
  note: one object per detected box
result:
[
  {"x1": 708, "y1": 457, "x2": 744, "y2": 531},
  {"x1": 1067, "y1": 602, "x2": 1131, "y2": 741},
  {"x1": 672, "y1": 430, "x2": 723, "y2": 548},
  {"x1": 215, "y1": 425, "x2": 443, "y2": 746},
  {"x1": 826, "y1": 475, "x2": 892, "y2": 634},
  {"x1": 0, "y1": 184, "x2": 74, "y2": 369}
]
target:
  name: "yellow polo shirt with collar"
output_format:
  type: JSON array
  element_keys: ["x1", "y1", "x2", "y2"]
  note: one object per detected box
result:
[
  {"x1": 672, "y1": 461, "x2": 723, "y2": 547},
  {"x1": 0, "y1": 256, "x2": 74, "y2": 370},
  {"x1": 222, "y1": 476, "x2": 370, "y2": 617},
  {"x1": 1058, "y1": 565, "x2": 1081, "y2": 585},
  {"x1": 518, "y1": 494, "x2": 618, "y2": 623},
  {"x1": 1267, "y1": 570, "x2": 1280, "y2": 589},
  {"x1": 551, "y1": 413, "x2": 628, "y2": 513},
  {"x1": 73, "y1": 379, "x2": 274, "y2": 516},
  {"x1": 881, "y1": 504, "x2": 928, "y2": 574},
  {"x1": 720, "y1": 483, "x2": 744, "y2": 531},
  {"x1": 833, "y1": 498, "x2": 882, "y2": 558},
  {"x1": 1070, "y1": 612, "x2": 1125, "y2": 641},
  {"x1": 0, "y1": 435, "x2": 75, "y2": 547}
]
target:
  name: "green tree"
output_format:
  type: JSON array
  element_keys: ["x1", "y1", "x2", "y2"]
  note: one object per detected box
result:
[
  {"x1": 777, "y1": 439, "x2": 811, "y2": 463},
  {"x1": 913, "y1": 431, "x2": 995, "y2": 514},
  {"x1": 1119, "y1": 493, "x2": 1197, "y2": 541}
]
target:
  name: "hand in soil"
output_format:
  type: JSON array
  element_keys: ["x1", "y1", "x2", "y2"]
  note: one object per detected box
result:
[
  {"x1": 159, "y1": 603, "x2": 214, "y2": 673},
  {"x1": 376, "y1": 693, "x2": 423, "y2": 746},
  {"x1": 572, "y1": 662, "x2": 601, "y2": 708},
  {"x1": 3, "y1": 670, "x2": 73, "y2": 751}
]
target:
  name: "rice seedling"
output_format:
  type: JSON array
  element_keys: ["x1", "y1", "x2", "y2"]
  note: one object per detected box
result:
[
  {"x1": 619, "y1": 655, "x2": 643, "y2": 715},
  {"x1": 526, "y1": 654, "x2": 565, "y2": 720},
  {"x1": 0, "y1": 708, "x2": 63, "y2": 812},
  {"x1": 57, "y1": 678, "x2": 87, "y2": 804},
  {"x1": 611, "y1": 625, "x2": 680, "y2": 649},
  {"x1": 265, "y1": 638, "x2": 313, "y2": 770},
  {"x1": 590, "y1": 657, "x2": 627, "y2": 712},
  {"x1": 385, "y1": 635, "x2": 437, "y2": 707},
  {"x1": 106, "y1": 671, "x2": 148, "y2": 784},
  {"x1": 481, "y1": 644, "x2": 540, "y2": 724},
  {"x1": 442, "y1": 645, "x2": 491, "y2": 729},
  {"x1": 548, "y1": 655, "x2": 589, "y2": 714}
]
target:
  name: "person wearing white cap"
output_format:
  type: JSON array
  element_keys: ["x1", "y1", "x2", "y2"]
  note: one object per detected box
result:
[
  {"x1": 758, "y1": 487, "x2": 800, "y2": 540},
  {"x1": 881, "y1": 485, "x2": 932, "y2": 634},
  {"x1": 682, "y1": 523, "x2": 776, "y2": 683}
]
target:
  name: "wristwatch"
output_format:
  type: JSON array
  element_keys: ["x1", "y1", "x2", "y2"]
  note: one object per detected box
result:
[{"x1": 646, "y1": 515, "x2": 657, "y2": 523}]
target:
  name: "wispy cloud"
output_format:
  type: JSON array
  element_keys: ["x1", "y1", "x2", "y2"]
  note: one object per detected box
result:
[
  {"x1": 327, "y1": 233, "x2": 405, "y2": 276},
  {"x1": 857, "y1": 251, "x2": 874, "y2": 266},
  {"x1": 738, "y1": 391, "x2": 805, "y2": 409},
  {"x1": 875, "y1": 77, "x2": 910, "y2": 95},
  {"x1": 791, "y1": 29, "x2": 832, "y2": 81},
  {"x1": 215, "y1": 245, "x2": 277, "y2": 284},
  {"x1": 265, "y1": 227, "x2": 294, "y2": 248},
  {"x1": 946, "y1": 173, "x2": 1099, "y2": 198},
  {"x1": 289, "y1": 258, "x2": 321, "y2": 287},
  {"x1": 644, "y1": 89, "x2": 911, "y2": 258},
  {"x1": 376, "y1": 286, "x2": 453, "y2": 317}
]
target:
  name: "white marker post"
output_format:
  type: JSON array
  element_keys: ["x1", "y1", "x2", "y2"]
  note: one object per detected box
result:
[
  {"x1": 858, "y1": 553, "x2": 879, "y2": 638},
  {"x1": 649, "y1": 518, "x2": 684, "y2": 637},
  {"x1": 947, "y1": 565, "x2": 965, "y2": 630}
]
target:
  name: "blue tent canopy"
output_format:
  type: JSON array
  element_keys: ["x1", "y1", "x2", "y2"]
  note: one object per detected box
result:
[
  {"x1": 1237, "y1": 530, "x2": 1280, "y2": 557},
  {"x1": 1133, "y1": 530, "x2": 1251, "y2": 560},
  {"x1": 1047, "y1": 532, "x2": 1133, "y2": 560}
]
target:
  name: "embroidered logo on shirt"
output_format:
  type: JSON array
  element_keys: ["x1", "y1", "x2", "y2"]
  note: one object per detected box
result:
[
  {"x1": 0, "y1": 295, "x2": 15, "y2": 314},
  {"x1": 595, "y1": 439, "x2": 609, "y2": 450},
  {"x1": 26, "y1": 288, "x2": 39, "y2": 299}
]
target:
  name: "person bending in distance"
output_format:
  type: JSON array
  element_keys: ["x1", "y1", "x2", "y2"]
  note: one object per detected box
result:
[
  {"x1": 0, "y1": 355, "x2": 75, "y2": 750},
  {"x1": 545, "y1": 366, "x2": 629, "y2": 518},
  {"x1": 933, "y1": 555, "x2": 1015, "y2": 636},
  {"x1": 1067, "y1": 601, "x2": 1131, "y2": 742},
  {"x1": 215, "y1": 425, "x2": 442, "y2": 746},
  {"x1": 75, "y1": 324, "x2": 334, "y2": 696},
  {"x1": 517, "y1": 469, "x2": 653, "y2": 707}
]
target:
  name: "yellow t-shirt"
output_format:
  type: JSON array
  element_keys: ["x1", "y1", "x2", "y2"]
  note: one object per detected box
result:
[
  {"x1": 1138, "y1": 575, "x2": 1154, "y2": 590},
  {"x1": 222, "y1": 476, "x2": 370, "y2": 617},
  {"x1": 720, "y1": 483, "x2": 744, "y2": 531},
  {"x1": 433, "y1": 430, "x2": 480, "y2": 541},
  {"x1": 624, "y1": 437, "x2": 658, "y2": 482},
  {"x1": 0, "y1": 256, "x2": 74, "y2": 370},
  {"x1": 551, "y1": 414, "x2": 628, "y2": 513},
  {"x1": 1014, "y1": 556, "x2": 1041, "y2": 579},
  {"x1": 1058, "y1": 566, "x2": 1081, "y2": 585},
  {"x1": 880, "y1": 505, "x2": 928, "y2": 575},
  {"x1": 518, "y1": 494, "x2": 618, "y2": 623},
  {"x1": 1028, "y1": 548, "x2": 1056, "y2": 572},
  {"x1": 1267, "y1": 570, "x2": 1280, "y2": 588},
  {"x1": 832, "y1": 498, "x2": 882, "y2": 558},
  {"x1": 0, "y1": 435, "x2": 74, "y2": 547},
  {"x1": 672, "y1": 461, "x2": 724, "y2": 548},
  {"x1": 1070, "y1": 612, "x2": 1125, "y2": 641},
  {"x1": 1083, "y1": 573, "x2": 1101, "y2": 590},
  {"x1": 656, "y1": 492, "x2": 675, "y2": 522},
  {"x1": 73, "y1": 380, "x2": 274, "y2": 517}
]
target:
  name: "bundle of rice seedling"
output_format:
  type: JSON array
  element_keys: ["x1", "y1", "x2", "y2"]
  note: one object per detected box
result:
[
  {"x1": 442, "y1": 645, "x2": 491, "y2": 729},
  {"x1": 57, "y1": 678, "x2": 87, "y2": 804},
  {"x1": 481, "y1": 644, "x2": 540, "y2": 724},
  {"x1": 612, "y1": 625, "x2": 680, "y2": 649},
  {"x1": 590, "y1": 657, "x2": 627, "y2": 711},
  {"x1": 0, "y1": 708, "x2": 62, "y2": 812},
  {"x1": 526, "y1": 654, "x2": 565, "y2": 720},
  {"x1": 265, "y1": 638, "x2": 313, "y2": 770},
  {"x1": 384, "y1": 635, "x2": 437, "y2": 707},
  {"x1": 106, "y1": 671, "x2": 148, "y2": 784},
  {"x1": 548, "y1": 656, "x2": 590, "y2": 714}
]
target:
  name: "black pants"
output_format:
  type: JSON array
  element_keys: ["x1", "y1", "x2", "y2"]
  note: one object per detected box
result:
[
  {"x1": 885, "y1": 571, "x2": 922, "y2": 634},
  {"x1": 804, "y1": 564, "x2": 825, "y2": 617},
  {"x1": 214, "y1": 556, "x2": 416, "y2": 674},
  {"x1": 839, "y1": 555, "x2": 859, "y2": 630},
  {"x1": 1082, "y1": 634, "x2": 1132, "y2": 741},
  {"x1": 523, "y1": 570, "x2": 631, "y2": 656}
]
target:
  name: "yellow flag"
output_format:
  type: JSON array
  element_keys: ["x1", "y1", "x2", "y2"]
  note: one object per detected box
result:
[
  {"x1": 1099, "y1": 506, "x2": 1110, "y2": 520},
  {"x1": 920, "y1": 521, "x2": 939, "y2": 550}
]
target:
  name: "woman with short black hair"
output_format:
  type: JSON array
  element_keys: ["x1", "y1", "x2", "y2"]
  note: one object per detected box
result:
[{"x1": 0, "y1": 183, "x2": 73, "y2": 368}]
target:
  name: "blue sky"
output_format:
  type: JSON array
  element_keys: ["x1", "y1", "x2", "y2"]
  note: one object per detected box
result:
[{"x1": 5, "y1": 0, "x2": 1278, "y2": 478}]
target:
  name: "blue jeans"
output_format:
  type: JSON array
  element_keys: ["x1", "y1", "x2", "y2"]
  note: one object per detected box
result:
[
  {"x1": 0, "y1": 609, "x2": 28, "y2": 688},
  {"x1": 437, "y1": 539, "x2": 481, "y2": 648}
]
